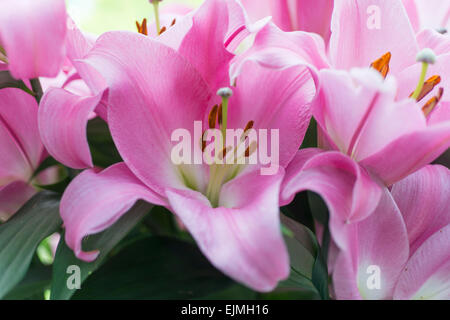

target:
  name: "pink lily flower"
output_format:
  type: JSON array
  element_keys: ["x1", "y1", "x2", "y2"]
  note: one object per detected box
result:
[
  {"x1": 38, "y1": 0, "x2": 270, "y2": 170},
  {"x1": 0, "y1": 88, "x2": 45, "y2": 221},
  {"x1": 241, "y1": 0, "x2": 334, "y2": 44},
  {"x1": 235, "y1": 0, "x2": 450, "y2": 251},
  {"x1": 333, "y1": 165, "x2": 450, "y2": 300},
  {"x1": 0, "y1": 0, "x2": 67, "y2": 80},
  {"x1": 280, "y1": 67, "x2": 450, "y2": 251},
  {"x1": 56, "y1": 0, "x2": 319, "y2": 291},
  {"x1": 238, "y1": 0, "x2": 450, "y2": 104}
]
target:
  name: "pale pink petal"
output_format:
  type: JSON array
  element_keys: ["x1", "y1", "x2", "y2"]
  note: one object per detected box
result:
[
  {"x1": 394, "y1": 225, "x2": 450, "y2": 300},
  {"x1": 228, "y1": 60, "x2": 316, "y2": 168},
  {"x1": 79, "y1": 32, "x2": 213, "y2": 194},
  {"x1": 230, "y1": 22, "x2": 329, "y2": 86},
  {"x1": 0, "y1": 180, "x2": 36, "y2": 221},
  {"x1": 166, "y1": 168, "x2": 289, "y2": 292},
  {"x1": 0, "y1": 88, "x2": 43, "y2": 181},
  {"x1": 333, "y1": 188, "x2": 409, "y2": 300},
  {"x1": 413, "y1": 0, "x2": 450, "y2": 30},
  {"x1": 61, "y1": 163, "x2": 166, "y2": 262},
  {"x1": 402, "y1": 0, "x2": 420, "y2": 31},
  {"x1": 281, "y1": 150, "x2": 383, "y2": 251},
  {"x1": 416, "y1": 29, "x2": 450, "y2": 56},
  {"x1": 391, "y1": 165, "x2": 450, "y2": 253},
  {"x1": 290, "y1": 0, "x2": 334, "y2": 42},
  {"x1": 0, "y1": 0, "x2": 67, "y2": 79},
  {"x1": 329, "y1": 0, "x2": 418, "y2": 75},
  {"x1": 38, "y1": 88, "x2": 103, "y2": 169}
]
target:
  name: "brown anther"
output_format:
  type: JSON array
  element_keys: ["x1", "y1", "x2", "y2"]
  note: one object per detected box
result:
[
  {"x1": 422, "y1": 87, "x2": 443, "y2": 116},
  {"x1": 370, "y1": 52, "x2": 391, "y2": 78},
  {"x1": 136, "y1": 18, "x2": 148, "y2": 36},
  {"x1": 244, "y1": 120, "x2": 254, "y2": 132},
  {"x1": 245, "y1": 141, "x2": 258, "y2": 157},
  {"x1": 208, "y1": 105, "x2": 219, "y2": 129},
  {"x1": 218, "y1": 146, "x2": 232, "y2": 160},
  {"x1": 159, "y1": 26, "x2": 167, "y2": 35},
  {"x1": 171, "y1": 18, "x2": 176, "y2": 26},
  {"x1": 201, "y1": 130, "x2": 207, "y2": 152},
  {"x1": 240, "y1": 120, "x2": 255, "y2": 142},
  {"x1": 410, "y1": 75, "x2": 441, "y2": 102},
  {"x1": 217, "y1": 104, "x2": 223, "y2": 125}
]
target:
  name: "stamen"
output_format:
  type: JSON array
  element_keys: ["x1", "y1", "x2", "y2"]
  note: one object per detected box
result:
[
  {"x1": 243, "y1": 120, "x2": 254, "y2": 132},
  {"x1": 436, "y1": 27, "x2": 447, "y2": 34},
  {"x1": 136, "y1": 18, "x2": 148, "y2": 36},
  {"x1": 411, "y1": 48, "x2": 437, "y2": 101},
  {"x1": 201, "y1": 129, "x2": 207, "y2": 152},
  {"x1": 245, "y1": 141, "x2": 257, "y2": 158},
  {"x1": 240, "y1": 120, "x2": 255, "y2": 142},
  {"x1": 208, "y1": 105, "x2": 219, "y2": 129},
  {"x1": 171, "y1": 18, "x2": 176, "y2": 26},
  {"x1": 422, "y1": 87, "x2": 443, "y2": 116},
  {"x1": 159, "y1": 26, "x2": 167, "y2": 35},
  {"x1": 409, "y1": 75, "x2": 441, "y2": 101},
  {"x1": 370, "y1": 52, "x2": 391, "y2": 78}
]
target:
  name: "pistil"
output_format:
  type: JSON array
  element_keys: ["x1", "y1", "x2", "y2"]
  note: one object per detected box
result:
[{"x1": 411, "y1": 48, "x2": 437, "y2": 100}]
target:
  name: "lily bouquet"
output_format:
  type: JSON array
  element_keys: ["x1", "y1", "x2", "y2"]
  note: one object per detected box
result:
[{"x1": 0, "y1": 0, "x2": 448, "y2": 300}]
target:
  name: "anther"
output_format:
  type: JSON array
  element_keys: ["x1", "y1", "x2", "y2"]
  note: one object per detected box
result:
[
  {"x1": 245, "y1": 141, "x2": 258, "y2": 158},
  {"x1": 422, "y1": 87, "x2": 444, "y2": 116},
  {"x1": 159, "y1": 26, "x2": 167, "y2": 35},
  {"x1": 436, "y1": 27, "x2": 448, "y2": 34},
  {"x1": 410, "y1": 75, "x2": 441, "y2": 101},
  {"x1": 171, "y1": 18, "x2": 176, "y2": 26},
  {"x1": 370, "y1": 52, "x2": 391, "y2": 78},
  {"x1": 208, "y1": 105, "x2": 219, "y2": 129},
  {"x1": 136, "y1": 18, "x2": 148, "y2": 36}
]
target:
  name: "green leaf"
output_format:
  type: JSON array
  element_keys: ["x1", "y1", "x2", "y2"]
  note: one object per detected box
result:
[
  {"x1": 279, "y1": 214, "x2": 329, "y2": 300},
  {"x1": 72, "y1": 236, "x2": 234, "y2": 300},
  {"x1": 3, "y1": 263, "x2": 52, "y2": 300},
  {"x1": 86, "y1": 117, "x2": 123, "y2": 168},
  {"x1": 50, "y1": 201, "x2": 152, "y2": 300},
  {"x1": 0, "y1": 70, "x2": 34, "y2": 95},
  {"x1": 0, "y1": 191, "x2": 62, "y2": 299}
]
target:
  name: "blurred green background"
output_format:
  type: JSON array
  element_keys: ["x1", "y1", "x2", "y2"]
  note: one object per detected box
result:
[{"x1": 66, "y1": 0, "x2": 204, "y2": 34}]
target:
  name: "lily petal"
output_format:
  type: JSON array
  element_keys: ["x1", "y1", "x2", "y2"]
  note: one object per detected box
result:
[
  {"x1": 281, "y1": 149, "x2": 382, "y2": 251},
  {"x1": 329, "y1": 0, "x2": 418, "y2": 75},
  {"x1": 79, "y1": 32, "x2": 213, "y2": 194},
  {"x1": 391, "y1": 165, "x2": 450, "y2": 254},
  {"x1": 0, "y1": 0, "x2": 67, "y2": 79},
  {"x1": 0, "y1": 88, "x2": 42, "y2": 181},
  {"x1": 228, "y1": 59, "x2": 316, "y2": 168},
  {"x1": 166, "y1": 168, "x2": 289, "y2": 292},
  {"x1": 61, "y1": 163, "x2": 165, "y2": 262},
  {"x1": 38, "y1": 88, "x2": 103, "y2": 169},
  {"x1": 333, "y1": 188, "x2": 409, "y2": 300},
  {"x1": 393, "y1": 224, "x2": 450, "y2": 300},
  {"x1": 0, "y1": 180, "x2": 36, "y2": 221}
]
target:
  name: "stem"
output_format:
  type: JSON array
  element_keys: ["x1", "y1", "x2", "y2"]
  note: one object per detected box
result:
[
  {"x1": 152, "y1": 1, "x2": 161, "y2": 35},
  {"x1": 30, "y1": 78, "x2": 43, "y2": 104},
  {"x1": 411, "y1": 62, "x2": 428, "y2": 100}
]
